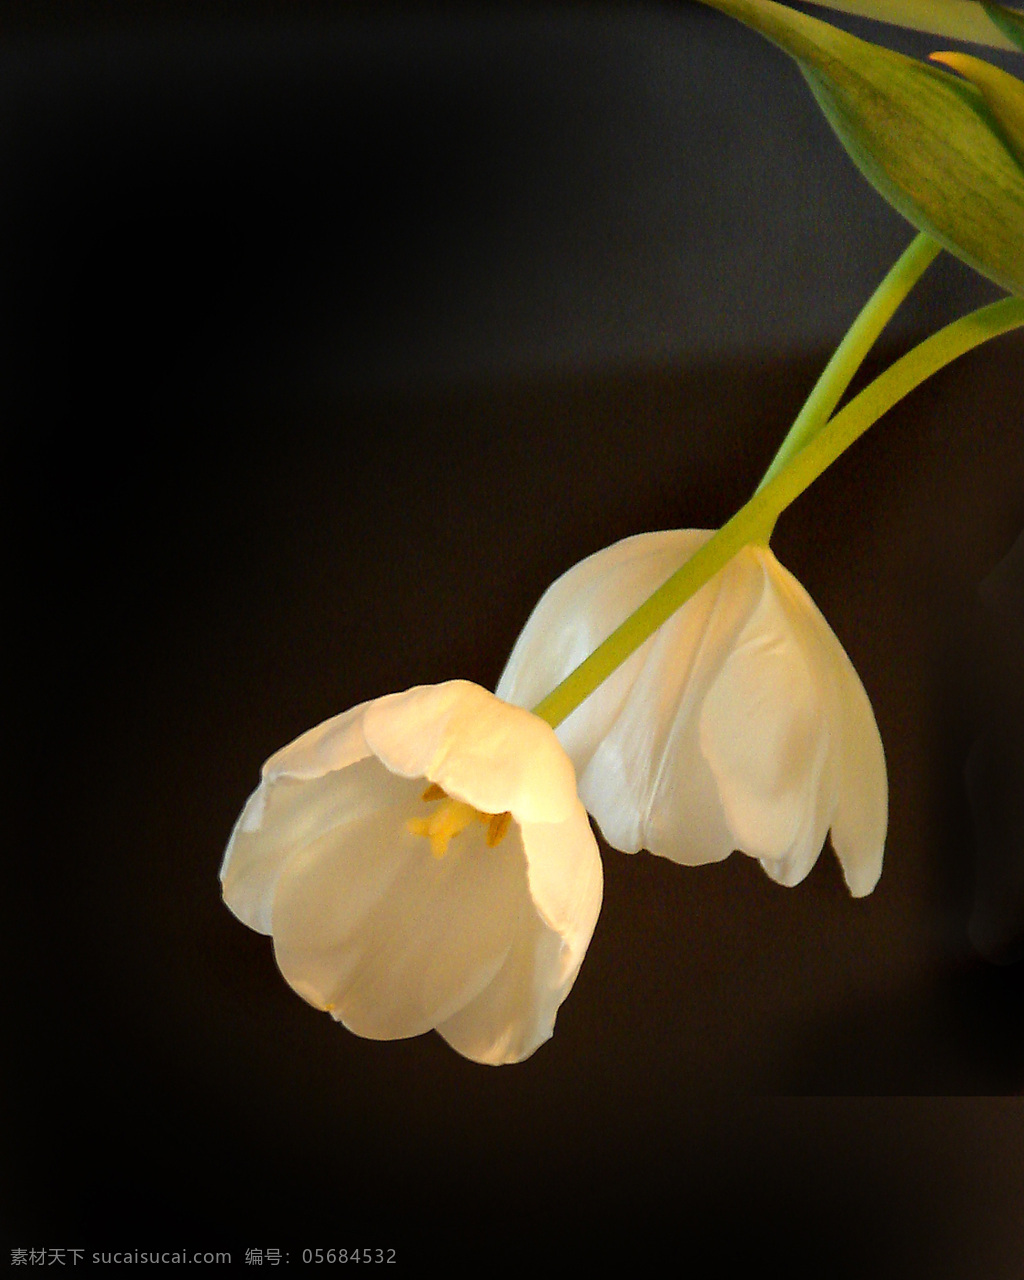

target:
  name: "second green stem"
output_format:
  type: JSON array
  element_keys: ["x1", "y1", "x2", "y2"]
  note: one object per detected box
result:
[{"x1": 756, "y1": 231, "x2": 940, "y2": 501}]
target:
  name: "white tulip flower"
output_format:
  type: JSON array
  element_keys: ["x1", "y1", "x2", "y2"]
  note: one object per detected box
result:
[
  {"x1": 221, "y1": 680, "x2": 602, "y2": 1064},
  {"x1": 498, "y1": 531, "x2": 887, "y2": 897}
]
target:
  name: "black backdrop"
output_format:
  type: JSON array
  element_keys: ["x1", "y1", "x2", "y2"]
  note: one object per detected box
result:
[{"x1": 6, "y1": 2, "x2": 1024, "y2": 1273}]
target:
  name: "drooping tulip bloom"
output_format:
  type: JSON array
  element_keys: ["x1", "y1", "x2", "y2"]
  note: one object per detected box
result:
[
  {"x1": 497, "y1": 531, "x2": 887, "y2": 896},
  {"x1": 221, "y1": 680, "x2": 602, "y2": 1064}
]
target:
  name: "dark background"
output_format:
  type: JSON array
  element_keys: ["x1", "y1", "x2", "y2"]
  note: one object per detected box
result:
[{"x1": 5, "y1": 1, "x2": 1024, "y2": 1273}]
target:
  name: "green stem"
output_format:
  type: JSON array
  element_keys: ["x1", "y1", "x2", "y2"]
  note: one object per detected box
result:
[
  {"x1": 756, "y1": 231, "x2": 941, "y2": 498},
  {"x1": 532, "y1": 295, "x2": 1024, "y2": 729}
]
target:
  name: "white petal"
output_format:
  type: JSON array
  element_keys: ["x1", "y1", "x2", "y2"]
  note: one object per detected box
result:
[
  {"x1": 518, "y1": 803, "x2": 603, "y2": 955},
  {"x1": 767, "y1": 553, "x2": 886, "y2": 896},
  {"x1": 497, "y1": 531, "x2": 714, "y2": 775},
  {"x1": 638, "y1": 551, "x2": 768, "y2": 863},
  {"x1": 747, "y1": 553, "x2": 841, "y2": 887},
  {"x1": 362, "y1": 680, "x2": 577, "y2": 824},
  {"x1": 436, "y1": 914, "x2": 570, "y2": 1065},
  {"x1": 577, "y1": 545, "x2": 762, "y2": 864},
  {"x1": 222, "y1": 770, "x2": 367, "y2": 934},
  {"x1": 436, "y1": 807, "x2": 601, "y2": 1064},
  {"x1": 270, "y1": 760, "x2": 531, "y2": 1041},
  {"x1": 262, "y1": 701, "x2": 373, "y2": 782},
  {"x1": 219, "y1": 702, "x2": 373, "y2": 933},
  {"x1": 829, "y1": 677, "x2": 887, "y2": 896},
  {"x1": 699, "y1": 554, "x2": 833, "y2": 873}
]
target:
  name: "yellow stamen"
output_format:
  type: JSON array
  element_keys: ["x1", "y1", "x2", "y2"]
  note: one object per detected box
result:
[
  {"x1": 406, "y1": 784, "x2": 514, "y2": 858},
  {"x1": 486, "y1": 811, "x2": 512, "y2": 847},
  {"x1": 407, "y1": 798, "x2": 478, "y2": 858}
]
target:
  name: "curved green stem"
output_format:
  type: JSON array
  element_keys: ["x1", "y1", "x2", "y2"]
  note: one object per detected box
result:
[
  {"x1": 756, "y1": 231, "x2": 941, "y2": 499},
  {"x1": 532, "y1": 295, "x2": 1024, "y2": 729}
]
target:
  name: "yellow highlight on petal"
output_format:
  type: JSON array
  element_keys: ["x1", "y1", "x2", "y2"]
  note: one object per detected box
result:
[{"x1": 406, "y1": 785, "x2": 513, "y2": 858}]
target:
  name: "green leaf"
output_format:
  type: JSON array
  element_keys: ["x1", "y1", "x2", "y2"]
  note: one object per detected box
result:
[
  {"x1": 698, "y1": 0, "x2": 1024, "y2": 295},
  {"x1": 931, "y1": 51, "x2": 1024, "y2": 168},
  {"x1": 812, "y1": 2, "x2": 1021, "y2": 51},
  {"x1": 982, "y1": 2, "x2": 1024, "y2": 52}
]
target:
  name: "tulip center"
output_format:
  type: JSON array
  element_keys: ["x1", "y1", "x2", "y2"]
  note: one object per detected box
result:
[{"x1": 406, "y1": 782, "x2": 512, "y2": 858}]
